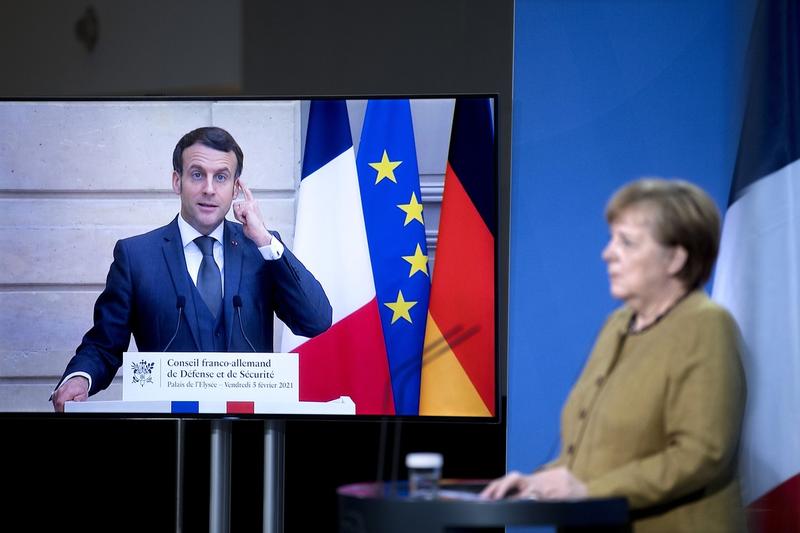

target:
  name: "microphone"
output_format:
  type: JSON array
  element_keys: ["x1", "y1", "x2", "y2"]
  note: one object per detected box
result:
[
  {"x1": 163, "y1": 295, "x2": 186, "y2": 351},
  {"x1": 233, "y1": 295, "x2": 256, "y2": 352}
]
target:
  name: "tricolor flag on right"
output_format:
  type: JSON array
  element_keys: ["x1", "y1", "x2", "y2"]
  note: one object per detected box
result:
[
  {"x1": 711, "y1": 0, "x2": 800, "y2": 530},
  {"x1": 420, "y1": 98, "x2": 496, "y2": 417},
  {"x1": 282, "y1": 100, "x2": 394, "y2": 415}
]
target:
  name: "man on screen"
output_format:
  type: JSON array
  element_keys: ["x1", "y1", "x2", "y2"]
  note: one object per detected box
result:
[{"x1": 51, "y1": 127, "x2": 332, "y2": 412}]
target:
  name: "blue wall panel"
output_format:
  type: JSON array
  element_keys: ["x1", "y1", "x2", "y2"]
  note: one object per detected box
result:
[{"x1": 508, "y1": 0, "x2": 754, "y2": 478}]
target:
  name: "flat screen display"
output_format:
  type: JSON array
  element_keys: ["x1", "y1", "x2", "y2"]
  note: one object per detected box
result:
[{"x1": 0, "y1": 96, "x2": 499, "y2": 419}]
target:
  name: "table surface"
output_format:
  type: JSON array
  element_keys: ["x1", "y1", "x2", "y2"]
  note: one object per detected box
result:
[
  {"x1": 338, "y1": 479, "x2": 630, "y2": 530},
  {"x1": 338, "y1": 479, "x2": 487, "y2": 500}
]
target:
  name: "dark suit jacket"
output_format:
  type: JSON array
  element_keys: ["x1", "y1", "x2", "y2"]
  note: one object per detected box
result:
[{"x1": 60, "y1": 217, "x2": 332, "y2": 396}]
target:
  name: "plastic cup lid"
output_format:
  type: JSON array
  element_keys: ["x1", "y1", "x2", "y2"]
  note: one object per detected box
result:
[{"x1": 405, "y1": 452, "x2": 443, "y2": 469}]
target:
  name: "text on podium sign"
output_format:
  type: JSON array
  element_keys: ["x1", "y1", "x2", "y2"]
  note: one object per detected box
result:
[{"x1": 123, "y1": 352, "x2": 299, "y2": 403}]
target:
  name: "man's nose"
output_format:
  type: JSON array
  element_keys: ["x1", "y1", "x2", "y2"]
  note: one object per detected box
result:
[{"x1": 202, "y1": 176, "x2": 215, "y2": 194}]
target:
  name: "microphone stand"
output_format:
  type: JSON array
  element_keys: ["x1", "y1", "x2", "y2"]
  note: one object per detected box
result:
[
  {"x1": 263, "y1": 419, "x2": 285, "y2": 533},
  {"x1": 231, "y1": 295, "x2": 285, "y2": 533},
  {"x1": 210, "y1": 418, "x2": 233, "y2": 533},
  {"x1": 165, "y1": 295, "x2": 185, "y2": 533},
  {"x1": 390, "y1": 418, "x2": 402, "y2": 497},
  {"x1": 175, "y1": 417, "x2": 185, "y2": 533},
  {"x1": 375, "y1": 325, "x2": 474, "y2": 499}
]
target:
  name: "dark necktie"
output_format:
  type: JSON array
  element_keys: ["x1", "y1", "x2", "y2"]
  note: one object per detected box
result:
[{"x1": 194, "y1": 236, "x2": 222, "y2": 318}]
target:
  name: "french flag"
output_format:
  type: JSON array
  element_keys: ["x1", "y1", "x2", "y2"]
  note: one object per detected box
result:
[
  {"x1": 712, "y1": 0, "x2": 800, "y2": 530},
  {"x1": 281, "y1": 100, "x2": 395, "y2": 415}
]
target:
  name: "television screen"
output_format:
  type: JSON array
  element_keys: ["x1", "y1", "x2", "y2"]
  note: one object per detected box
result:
[{"x1": 0, "y1": 96, "x2": 499, "y2": 419}]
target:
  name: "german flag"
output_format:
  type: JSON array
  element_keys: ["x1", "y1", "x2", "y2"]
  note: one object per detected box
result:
[{"x1": 420, "y1": 98, "x2": 495, "y2": 416}]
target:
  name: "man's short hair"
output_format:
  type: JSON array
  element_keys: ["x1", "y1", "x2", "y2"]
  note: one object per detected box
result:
[{"x1": 173, "y1": 127, "x2": 244, "y2": 178}]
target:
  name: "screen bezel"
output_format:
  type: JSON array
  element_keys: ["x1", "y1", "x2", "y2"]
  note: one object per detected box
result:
[{"x1": 0, "y1": 94, "x2": 504, "y2": 423}]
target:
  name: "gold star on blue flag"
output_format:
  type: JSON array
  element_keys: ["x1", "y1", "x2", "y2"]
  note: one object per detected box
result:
[{"x1": 356, "y1": 99, "x2": 431, "y2": 415}]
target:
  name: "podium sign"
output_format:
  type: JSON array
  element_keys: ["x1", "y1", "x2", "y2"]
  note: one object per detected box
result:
[{"x1": 122, "y1": 352, "x2": 299, "y2": 403}]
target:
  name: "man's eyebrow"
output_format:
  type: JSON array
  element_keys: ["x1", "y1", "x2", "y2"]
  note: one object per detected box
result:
[{"x1": 187, "y1": 164, "x2": 232, "y2": 175}]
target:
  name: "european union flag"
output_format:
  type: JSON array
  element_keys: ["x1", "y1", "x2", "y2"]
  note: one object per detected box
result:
[{"x1": 356, "y1": 100, "x2": 430, "y2": 415}]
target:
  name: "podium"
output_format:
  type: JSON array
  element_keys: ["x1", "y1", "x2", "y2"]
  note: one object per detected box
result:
[{"x1": 338, "y1": 481, "x2": 630, "y2": 533}]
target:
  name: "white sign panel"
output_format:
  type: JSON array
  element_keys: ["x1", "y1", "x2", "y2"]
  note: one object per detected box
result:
[
  {"x1": 65, "y1": 397, "x2": 356, "y2": 415},
  {"x1": 123, "y1": 352, "x2": 299, "y2": 403}
]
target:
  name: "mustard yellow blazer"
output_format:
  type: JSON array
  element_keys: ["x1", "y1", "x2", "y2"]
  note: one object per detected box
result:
[{"x1": 553, "y1": 291, "x2": 747, "y2": 533}]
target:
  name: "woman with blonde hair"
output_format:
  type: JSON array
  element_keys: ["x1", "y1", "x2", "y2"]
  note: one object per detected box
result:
[{"x1": 483, "y1": 178, "x2": 747, "y2": 533}]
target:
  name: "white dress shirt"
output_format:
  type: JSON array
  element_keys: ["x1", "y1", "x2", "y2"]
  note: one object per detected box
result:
[{"x1": 177, "y1": 214, "x2": 285, "y2": 293}]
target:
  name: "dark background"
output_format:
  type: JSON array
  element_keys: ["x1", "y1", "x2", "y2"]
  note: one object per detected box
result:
[
  {"x1": 1, "y1": 1, "x2": 513, "y2": 531},
  {"x1": 4, "y1": 413, "x2": 505, "y2": 531}
]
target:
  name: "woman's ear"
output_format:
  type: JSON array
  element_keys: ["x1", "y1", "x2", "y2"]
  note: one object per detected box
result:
[{"x1": 668, "y1": 246, "x2": 688, "y2": 276}]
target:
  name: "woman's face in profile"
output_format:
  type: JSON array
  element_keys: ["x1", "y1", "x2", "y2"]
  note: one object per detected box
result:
[{"x1": 601, "y1": 205, "x2": 680, "y2": 306}]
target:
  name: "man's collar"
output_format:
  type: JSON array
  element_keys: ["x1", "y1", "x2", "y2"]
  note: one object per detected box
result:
[{"x1": 177, "y1": 214, "x2": 225, "y2": 247}]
